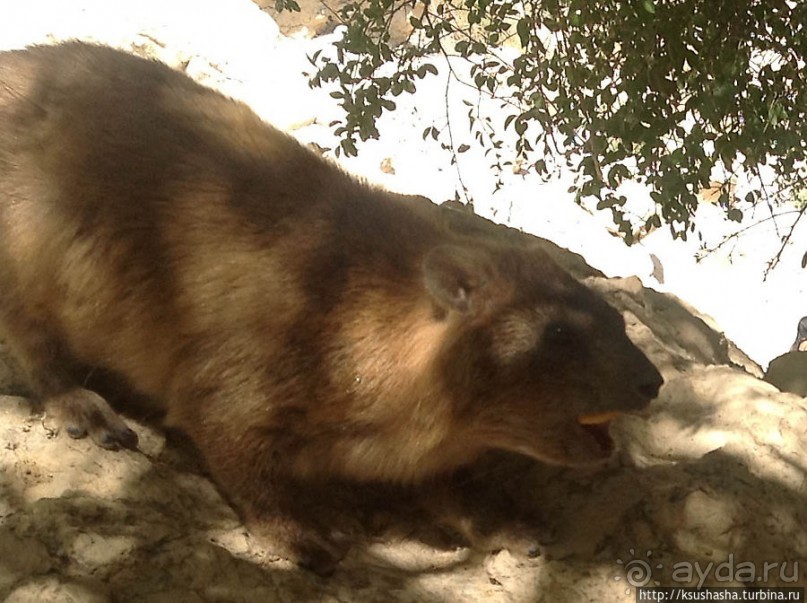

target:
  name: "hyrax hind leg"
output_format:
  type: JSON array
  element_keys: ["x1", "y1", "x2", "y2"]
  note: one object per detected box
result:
[{"x1": 0, "y1": 302, "x2": 138, "y2": 450}]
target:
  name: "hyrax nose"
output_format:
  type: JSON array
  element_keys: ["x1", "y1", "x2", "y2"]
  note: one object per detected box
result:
[{"x1": 637, "y1": 373, "x2": 664, "y2": 400}]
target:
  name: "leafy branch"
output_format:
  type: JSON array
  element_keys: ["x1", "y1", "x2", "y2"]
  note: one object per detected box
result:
[{"x1": 285, "y1": 0, "x2": 807, "y2": 249}]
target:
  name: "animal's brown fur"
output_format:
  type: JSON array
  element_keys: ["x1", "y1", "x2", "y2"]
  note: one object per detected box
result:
[{"x1": 0, "y1": 42, "x2": 663, "y2": 573}]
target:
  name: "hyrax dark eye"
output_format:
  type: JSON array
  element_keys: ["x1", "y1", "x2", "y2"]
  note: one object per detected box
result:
[{"x1": 543, "y1": 321, "x2": 576, "y2": 346}]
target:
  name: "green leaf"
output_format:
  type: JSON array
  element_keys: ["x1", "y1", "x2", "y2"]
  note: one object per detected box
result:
[
  {"x1": 341, "y1": 138, "x2": 357, "y2": 157},
  {"x1": 514, "y1": 120, "x2": 527, "y2": 136},
  {"x1": 727, "y1": 208, "x2": 743, "y2": 222},
  {"x1": 306, "y1": 0, "x2": 805, "y2": 257},
  {"x1": 274, "y1": 0, "x2": 300, "y2": 12},
  {"x1": 516, "y1": 18, "x2": 530, "y2": 48}
]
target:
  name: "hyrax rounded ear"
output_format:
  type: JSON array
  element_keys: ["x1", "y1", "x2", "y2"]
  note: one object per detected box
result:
[{"x1": 422, "y1": 245, "x2": 493, "y2": 313}]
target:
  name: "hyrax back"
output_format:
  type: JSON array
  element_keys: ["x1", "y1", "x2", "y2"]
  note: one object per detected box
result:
[{"x1": 0, "y1": 42, "x2": 662, "y2": 572}]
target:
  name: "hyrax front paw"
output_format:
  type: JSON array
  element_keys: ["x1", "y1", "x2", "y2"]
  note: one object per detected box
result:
[
  {"x1": 294, "y1": 531, "x2": 349, "y2": 576},
  {"x1": 44, "y1": 387, "x2": 138, "y2": 450},
  {"x1": 437, "y1": 513, "x2": 555, "y2": 560},
  {"x1": 485, "y1": 519, "x2": 556, "y2": 559},
  {"x1": 248, "y1": 514, "x2": 350, "y2": 576}
]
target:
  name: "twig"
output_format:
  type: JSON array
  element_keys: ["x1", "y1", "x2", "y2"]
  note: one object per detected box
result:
[{"x1": 765, "y1": 203, "x2": 807, "y2": 278}]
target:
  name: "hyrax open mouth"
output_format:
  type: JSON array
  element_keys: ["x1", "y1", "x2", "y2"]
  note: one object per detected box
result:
[
  {"x1": 577, "y1": 411, "x2": 622, "y2": 454},
  {"x1": 578, "y1": 411, "x2": 621, "y2": 426}
]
